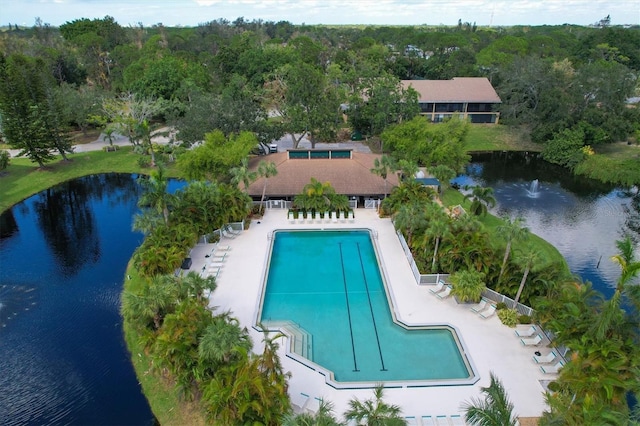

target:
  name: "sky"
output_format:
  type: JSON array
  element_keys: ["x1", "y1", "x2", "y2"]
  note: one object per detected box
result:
[{"x1": 2, "y1": 0, "x2": 639, "y2": 28}]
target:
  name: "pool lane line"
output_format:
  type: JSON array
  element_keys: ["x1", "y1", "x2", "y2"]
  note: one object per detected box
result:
[
  {"x1": 356, "y1": 242, "x2": 387, "y2": 372},
  {"x1": 338, "y1": 242, "x2": 359, "y2": 372}
]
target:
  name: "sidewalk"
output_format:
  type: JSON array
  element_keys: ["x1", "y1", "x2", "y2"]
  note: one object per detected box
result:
[
  {"x1": 7, "y1": 128, "x2": 372, "y2": 158},
  {"x1": 6, "y1": 127, "x2": 175, "y2": 158}
]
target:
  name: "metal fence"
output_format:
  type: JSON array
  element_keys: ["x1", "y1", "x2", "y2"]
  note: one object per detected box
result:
[{"x1": 394, "y1": 228, "x2": 534, "y2": 316}]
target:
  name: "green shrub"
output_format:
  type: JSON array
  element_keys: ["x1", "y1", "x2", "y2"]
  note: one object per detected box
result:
[
  {"x1": 518, "y1": 314, "x2": 532, "y2": 324},
  {"x1": 0, "y1": 150, "x2": 10, "y2": 171},
  {"x1": 498, "y1": 308, "x2": 518, "y2": 327},
  {"x1": 496, "y1": 302, "x2": 508, "y2": 310},
  {"x1": 137, "y1": 156, "x2": 151, "y2": 168}
]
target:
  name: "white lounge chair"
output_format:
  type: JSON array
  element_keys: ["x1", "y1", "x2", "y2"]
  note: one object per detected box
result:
[
  {"x1": 435, "y1": 415, "x2": 449, "y2": 426},
  {"x1": 332, "y1": 211, "x2": 338, "y2": 223},
  {"x1": 435, "y1": 286, "x2": 452, "y2": 300},
  {"x1": 340, "y1": 211, "x2": 347, "y2": 223},
  {"x1": 298, "y1": 213, "x2": 306, "y2": 224},
  {"x1": 224, "y1": 224, "x2": 241, "y2": 236},
  {"x1": 521, "y1": 334, "x2": 542, "y2": 346},
  {"x1": 221, "y1": 228, "x2": 237, "y2": 239},
  {"x1": 540, "y1": 360, "x2": 565, "y2": 374},
  {"x1": 215, "y1": 245, "x2": 231, "y2": 251},
  {"x1": 421, "y1": 416, "x2": 436, "y2": 426},
  {"x1": 348, "y1": 210, "x2": 355, "y2": 223},
  {"x1": 515, "y1": 325, "x2": 537, "y2": 337},
  {"x1": 533, "y1": 351, "x2": 557, "y2": 364},
  {"x1": 313, "y1": 211, "x2": 321, "y2": 223},
  {"x1": 405, "y1": 416, "x2": 418, "y2": 425},
  {"x1": 449, "y1": 415, "x2": 465, "y2": 426},
  {"x1": 288, "y1": 211, "x2": 295, "y2": 224},
  {"x1": 324, "y1": 211, "x2": 331, "y2": 223},
  {"x1": 429, "y1": 281, "x2": 446, "y2": 294},
  {"x1": 470, "y1": 299, "x2": 489, "y2": 313},
  {"x1": 479, "y1": 305, "x2": 497, "y2": 319},
  {"x1": 207, "y1": 266, "x2": 221, "y2": 278}
]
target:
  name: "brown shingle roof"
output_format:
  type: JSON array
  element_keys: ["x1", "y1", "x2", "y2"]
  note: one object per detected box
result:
[
  {"x1": 402, "y1": 77, "x2": 502, "y2": 103},
  {"x1": 246, "y1": 152, "x2": 399, "y2": 197}
]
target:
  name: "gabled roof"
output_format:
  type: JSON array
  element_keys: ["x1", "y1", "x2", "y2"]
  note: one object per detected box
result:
[
  {"x1": 402, "y1": 77, "x2": 502, "y2": 104},
  {"x1": 246, "y1": 152, "x2": 400, "y2": 197}
]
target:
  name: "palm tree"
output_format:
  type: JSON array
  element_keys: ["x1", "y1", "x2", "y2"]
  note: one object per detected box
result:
[
  {"x1": 294, "y1": 178, "x2": 336, "y2": 212},
  {"x1": 198, "y1": 315, "x2": 252, "y2": 365},
  {"x1": 344, "y1": 384, "x2": 406, "y2": 426},
  {"x1": 394, "y1": 201, "x2": 427, "y2": 247},
  {"x1": 513, "y1": 249, "x2": 540, "y2": 305},
  {"x1": 137, "y1": 164, "x2": 173, "y2": 225},
  {"x1": 461, "y1": 372, "x2": 518, "y2": 426},
  {"x1": 610, "y1": 235, "x2": 640, "y2": 306},
  {"x1": 496, "y1": 216, "x2": 529, "y2": 282},
  {"x1": 464, "y1": 186, "x2": 496, "y2": 217},
  {"x1": 370, "y1": 155, "x2": 395, "y2": 198},
  {"x1": 102, "y1": 126, "x2": 116, "y2": 147},
  {"x1": 424, "y1": 205, "x2": 451, "y2": 272},
  {"x1": 283, "y1": 400, "x2": 341, "y2": 426},
  {"x1": 258, "y1": 160, "x2": 278, "y2": 211},
  {"x1": 230, "y1": 157, "x2": 257, "y2": 194}
]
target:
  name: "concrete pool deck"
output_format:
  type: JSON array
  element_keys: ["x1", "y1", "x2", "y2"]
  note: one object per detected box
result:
[{"x1": 186, "y1": 209, "x2": 551, "y2": 422}]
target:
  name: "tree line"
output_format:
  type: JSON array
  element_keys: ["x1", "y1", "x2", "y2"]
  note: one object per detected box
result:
[{"x1": 1, "y1": 17, "x2": 639, "y2": 177}]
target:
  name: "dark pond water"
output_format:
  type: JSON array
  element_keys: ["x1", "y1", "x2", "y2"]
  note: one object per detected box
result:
[
  {"x1": 453, "y1": 151, "x2": 640, "y2": 298},
  {"x1": 0, "y1": 174, "x2": 183, "y2": 426}
]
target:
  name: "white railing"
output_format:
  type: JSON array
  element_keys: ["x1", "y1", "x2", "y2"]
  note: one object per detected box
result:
[{"x1": 394, "y1": 228, "x2": 534, "y2": 316}]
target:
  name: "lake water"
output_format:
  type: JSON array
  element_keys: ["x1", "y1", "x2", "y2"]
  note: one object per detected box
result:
[
  {"x1": 453, "y1": 151, "x2": 639, "y2": 298},
  {"x1": 0, "y1": 174, "x2": 187, "y2": 425}
]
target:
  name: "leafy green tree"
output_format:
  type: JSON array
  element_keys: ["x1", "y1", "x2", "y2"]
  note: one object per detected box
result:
[
  {"x1": 264, "y1": 62, "x2": 342, "y2": 148},
  {"x1": 423, "y1": 209, "x2": 452, "y2": 272},
  {"x1": 0, "y1": 151, "x2": 10, "y2": 171},
  {"x1": 343, "y1": 384, "x2": 405, "y2": 426},
  {"x1": 541, "y1": 127, "x2": 586, "y2": 169},
  {"x1": 450, "y1": 269, "x2": 487, "y2": 303},
  {"x1": 348, "y1": 72, "x2": 419, "y2": 137},
  {"x1": 294, "y1": 178, "x2": 337, "y2": 212},
  {"x1": 461, "y1": 372, "x2": 518, "y2": 426},
  {"x1": 0, "y1": 54, "x2": 56, "y2": 167},
  {"x1": 100, "y1": 92, "x2": 163, "y2": 147},
  {"x1": 381, "y1": 115, "x2": 470, "y2": 173},
  {"x1": 177, "y1": 130, "x2": 258, "y2": 181},
  {"x1": 429, "y1": 165, "x2": 456, "y2": 191}
]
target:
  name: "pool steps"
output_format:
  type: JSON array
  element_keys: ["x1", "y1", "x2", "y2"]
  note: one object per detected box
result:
[{"x1": 264, "y1": 320, "x2": 313, "y2": 360}]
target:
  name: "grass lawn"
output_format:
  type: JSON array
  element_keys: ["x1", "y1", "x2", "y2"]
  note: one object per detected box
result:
[
  {"x1": 574, "y1": 142, "x2": 640, "y2": 186},
  {"x1": 0, "y1": 148, "x2": 181, "y2": 213},
  {"x1": 465, "y1": 124, "x2": 541, "y2": 153},
  {"x1": 123, "y1": 264, "x2": 207, "y2": 426}
]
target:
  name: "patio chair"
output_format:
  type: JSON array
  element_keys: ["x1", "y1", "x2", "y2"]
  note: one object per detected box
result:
[
  {"x1": 470, "y1": 299, "x2": 489, "y2": 314},
  {"x1": 340, "y1": 210, "x2": 347, "y2": 223},
  {"x1": 215, "y1": 245, "x2": 231, "y2": 251},
  {"x1": 533, "y1": 351, "x2": 557, "y2": 364},
  {"x1": 449, "y1": 415, "x2": 465, "y2": 426},
  {"x1": 435, "y1": 415, "x2": 449, "y2": 426},
  {"x1": 313, "y1": 211, "x2": 321, "y2": 223},
  {"x1": 221, "y1": 228, "x2": 237, "y2": 239},
  {"x1": 515, "y1": 325, "x2": 537, "y2": 337},
  {"x1": 405, "y1": 416, "x2": 418, "y2": 426},
  {"x1": 540, "y1": 360, "x2": 565, "y2": 374},
  {"x1": 421, "y1": 416, "x2": 436, "y2": 426},
  {"x1": 288, "y1": 211, "x2": 295, "y2": 224},
  {"x1": 479, "y1": 305, "x2": 497, "y2": 319},
  {"x1": 224, "y1": 224, "x2": 241, "y2": 236},
  {"x1": 348, "y1": 210, "x2": 355, "y2": 223},
  {"x1": 332, "y1": 211, "x2": 339, "y2": 223},
  {"x1": 324, "y1": 211, "x2": 331, "y2": 223},
  {"x1": 520, "y1": 334, "x2": 542, "y2": 346},
  {"x1": 435, "y1": 286, "x2": 452, "y2": 300},
  {"x1": 428, "y1": 280, "x2": 446, "y2": 294}
]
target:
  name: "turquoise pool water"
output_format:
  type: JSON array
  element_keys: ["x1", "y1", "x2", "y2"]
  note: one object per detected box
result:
[{"x1": 260, "y1": 230, "x2": 472, "y2": 384}]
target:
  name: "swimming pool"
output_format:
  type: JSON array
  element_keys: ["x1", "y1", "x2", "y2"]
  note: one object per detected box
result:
[{"x1": 258, "y1": 230, "x2": 476, "y2": 388}]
